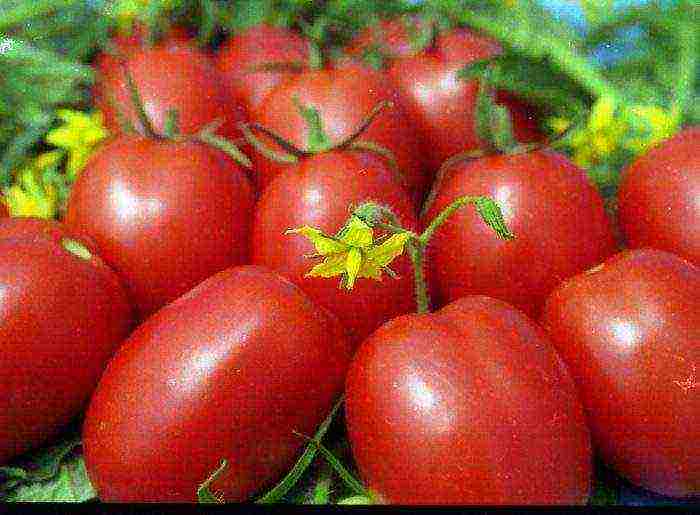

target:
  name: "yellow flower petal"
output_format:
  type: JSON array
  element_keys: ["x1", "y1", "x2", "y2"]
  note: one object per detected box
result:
[
  {"x1": 365, "y1": 232, "x2": 410, "y2": 269},
  {"x1": 305, "y1": 253, "x2": 348, "y2": 278},
  {"x1": 286, "y1": 226, "x2": 349, "y2": 255},
  {"x1": 338, "y1": 216, "x2": 373, "y2": 248},
  {"x1": 589, "y1": 96, "x2": 617, "y2": 132},
  {"x1": 344, "y1": 248, "x2": 363, "y2": 290}
]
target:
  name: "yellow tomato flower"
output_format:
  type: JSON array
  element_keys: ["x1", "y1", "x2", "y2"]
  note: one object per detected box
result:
[
  {"x1": 625, "y1": 104, "x2": 680, "y2": 154},
  {"x1": 4, "y1": 151, "x2": 63, "y2": 219},
  {"x1": 287, "y1": 216, "x2": 411, "y2": 290},
  {"x1": 45, "y1": 109, "x2": 108, "y2": 181}
]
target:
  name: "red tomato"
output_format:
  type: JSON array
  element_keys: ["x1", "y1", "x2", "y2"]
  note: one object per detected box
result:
[
  {"x1": 618, "y1": 126, "x2": 700, "y2": 265},
  {"x1": 0, "y1": 201, "x2": 8, "y2": 217},
  {"x1": 0, "y1": 220, "x2": 132, "y2": 464},
  {"x1": 344, "y1": 15, "x2": 429, "y2": 60},
  {"x1": 346, "y1": 295, "x2": 592, "y2": 504},
  {"x1": 252, "y1": 150, "x2": 419, "y2": 344},
  {"x1": 423, "y1": 149, "x2": 617, "y2": 318},
  {"x1": 95, "y1": 40, "x2": 243, "y2": 139},
  {"x1": 249, "y1": 67, "x2": 428, "y2": 202},
  {"x1": 216, "y1": 24, "x2": 310, "y2": 114},
  {"x1": 83, "y1": 265, "x2": 352, "y2": 502},
  {"x1": 65, "y1": 136, "x2": 255, "y2": 319},
  {"x1": 352, "y1": 24, "x2": 541, "y2": 171},
  {"x1": 541, "y1": 249, "x2": 700, "y2": 498}
]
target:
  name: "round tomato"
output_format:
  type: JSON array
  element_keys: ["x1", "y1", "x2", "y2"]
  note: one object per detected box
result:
[
  {"x1": 249, "y1": 67, "x2": 428, "y2": 201},
  {"x1": 541, "y1": 249, "x2": 700, "y2": 498},
  {"x1": 216, "y1": 24, "x2": 310, "y2": 115},
  {"x1": 346, "y1": 295, "x2": 592, "y2": 504},
  {"x1": 83, "y1": 265, "x2": 352, "y2": 502},
  {"x1": 0, "y1": 216, "x2": 96, "y2": 249},
  {"x1": 423, "y1": 149, "x2": 617, "y2": 318},
  {"x1": 618, "y1": 126, "x2": 700, "y2": 265},
  {"x1": 0, "y1": 220, "x2": 132, "y2": 464},
  {"x1": 344, "y1": 15, "x2": 429, "y2": 61},
  {"x1": 348, "y1": 22, "x2": 541, "y2": 171},
  {"x1": 65, "y1": 136, "x2": 255, "y2": 319},
  {"x1": 95, "y1": 41, "x2": 243, "y2": 139},
  {"x1": 252, "y1": 149, "x2": 418, "y2": 344}
]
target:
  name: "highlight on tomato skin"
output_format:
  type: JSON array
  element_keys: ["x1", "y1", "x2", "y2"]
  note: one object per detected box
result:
[
  {"x1": 617, "y1": 126, "x2": 700, "y2": 266},
  {"x1": 82, "y1": 265, "x2": 353, "y2": 502},
  {"x1": 0, "y1": 219, "x2": 133, "y2": 465},
  {"x1": 423, "y1": 148, "x2": 618, "y2": 319},
  {"x1": 345, "y1": 295, "x2": 592, "y2": 505},
  {"x1": 64, "y1": 136, "x2": 255, "y2": 320},
  {"x1": 540, "y1": 248, "x2": 700, "y2": 499}
]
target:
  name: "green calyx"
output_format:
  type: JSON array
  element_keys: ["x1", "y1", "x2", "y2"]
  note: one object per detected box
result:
[{"x1": 241, "y1": 98, "x2": 399, "y2": 169}]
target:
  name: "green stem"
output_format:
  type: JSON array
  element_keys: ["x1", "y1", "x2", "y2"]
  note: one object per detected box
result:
[
  {"x1": 407, "y1": 240, "x2": 430, "y2": 314},
  {"x1": 671, "y1": 21, "x2": 697, "y2": 117}
]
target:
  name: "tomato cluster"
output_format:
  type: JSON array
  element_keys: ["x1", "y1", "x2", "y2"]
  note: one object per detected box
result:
[{"x1": 1, "y1": 16, "x2": 698, "y2": 506}]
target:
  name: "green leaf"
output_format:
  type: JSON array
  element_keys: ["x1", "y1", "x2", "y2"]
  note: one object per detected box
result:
[
  {"x1": 292, "y1": 97, "x2": 333, "y2": 152},
  {"x1": 474, "y1": 196, "x2": 515, "y2": 241},
  {"x1": 256, "y1": 397, "x2": 344, "y2": 504},
  {"x1": 1, "y1": 437, "x2": 96, "y2": 503},
  {"x1": 197, "y1": 460, "x2": 228, "y2": 504}
]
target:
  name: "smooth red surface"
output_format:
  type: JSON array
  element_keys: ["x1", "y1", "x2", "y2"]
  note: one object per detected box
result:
[
  {"x1": 384, "y1": 27, "x2": 541, "y2": 171},
  {"x1": 216, "y1": 24, "x2": 310, "y2": 114},
  {"x1": 252, "y1": 150, "x2": 419, "y2": 344},
  {"x1": 0, "y1": 217, "x2": 97, "y2": 251},
  {"x1": 250, "y1": 67, "x2": 428, "y2": 202},
  {"x1": 541, "y1": 249, "x2": 700, "y2": 498},
  {"x1": 618, "y1": 126, "x2": 700, "y2": 265},
  {"x1": 423, "y1": 150, "x2": 617, "y2": 318},
  {"x1": 0, "y1": 222, "x2": 132, "y2": 464},
  {"x1": 65, "y1": 136, "x2": 255, "y2": 319},
  {"x1": 346, "y1": 295, "x2": 592, "y2": 504},
  {"x1": 95, "y1": 41, "x2": 243, "y2": 139},
  {"x1": 83, "y1": 266, "x2": 353, "y2": 502}
]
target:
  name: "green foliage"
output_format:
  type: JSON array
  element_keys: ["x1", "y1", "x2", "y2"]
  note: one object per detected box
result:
[{"x1": 0, "y1": 435, "x2": 97, "y2": 502}]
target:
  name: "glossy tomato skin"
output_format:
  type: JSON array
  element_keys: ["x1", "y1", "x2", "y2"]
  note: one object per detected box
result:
[
  {"x1": 95, "y1": 41, "x2": 243, "y2": 139},
  {"x1": 346, "y1": 295, "x2": 592, "y2": 504},
  {"x1": 383, "y1": 28, "x2": 540, "y2": 171},
  {"x1": 0, "y1": 223, "x2": 132, "y2": 464},
  {"x1": 83, "y1": 265, "x2": 353, "y2": 502},
  {"x1": 65, "y1": 136, "x2": 255, "y2": 319},
  {"x1": 618, "y1": 126, "x2": 700, "y2": 265},
  {"x1": 216, "y1": 24, "x2": 310, "y2": 114},
  {"x1": 344, "y1": 15, "x2": 429, "y2": 60},
  {"x1": 252, "y1": 150, "x2": 419, "y2": 344},
  {"x1": 250, "y1": 67, "x2": 428, "y2": 202},
  {"x1": 423, "y1": 149, "x2": 617, "y2": 318},
  {"x1": 541, "y1": 249, "x2": 700, "y2": 498}
]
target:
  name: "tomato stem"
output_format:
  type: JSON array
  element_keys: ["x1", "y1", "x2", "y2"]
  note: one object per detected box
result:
[
  {"x1": 407, "y1": 239, "x2": 431, "y2": 314},
  {"x1": 120, "y1": 62, "x2": 159, "y2": 139}
]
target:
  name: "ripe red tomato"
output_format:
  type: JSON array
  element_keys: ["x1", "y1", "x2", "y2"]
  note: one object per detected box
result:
[
  {"x1": 618, "y1": 126, "x2": 700, "y2": 265},
  {"x1": 65, "y1": 136, "x2": 255, "y2": 319},
  {"x1": 95, "y1": 39, "x2": 243, "y2": 139},
  {"x1": 0, "y1": 219, "x2": 132, "y2": 464},
  {"x1": 216, "y1": 24, "x2": 310, "y2": 115},
  {"x1": 344, "y1": 15, "x2": 428, "y2": 60},
  {"x1": 346, "y1": 295, "x2": 592, "y2": 504},
  {"x1": 252, "y1": 150, "x2": 419, "y2": 344},
  {"x1": 350, "y1": 23, "x2": 541, "y2": 171},
  {"x1": 249, "y1": 67, "x2": 428, "y2": 201},
  {"x1": 83, "y1": 265, "x2": 352, "y2": 502},
  {"x1": 541, "y1": 249, "x2": 700, "y2": 498},
  {"x1": 423, "y1": 149, "x2": 617, "y2": 318}
]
